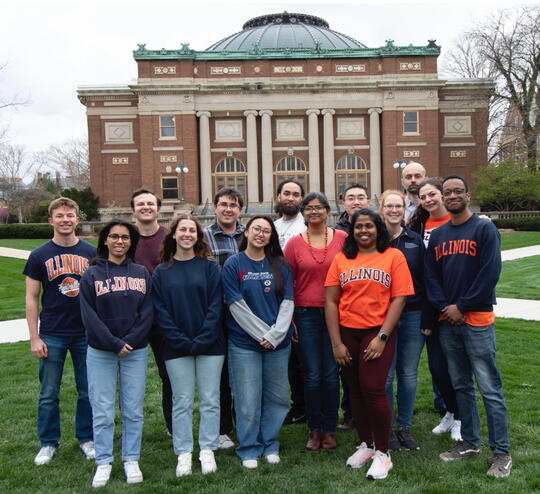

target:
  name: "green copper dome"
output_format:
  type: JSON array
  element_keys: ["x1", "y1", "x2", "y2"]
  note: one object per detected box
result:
[{"x1": 207, "y1": 12, "x2": 366, "y2": 51}]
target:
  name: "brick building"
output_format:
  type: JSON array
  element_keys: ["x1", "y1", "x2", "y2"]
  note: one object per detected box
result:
[{"x1": 77, "y1": 12, "x2": 493, "y2": 215}]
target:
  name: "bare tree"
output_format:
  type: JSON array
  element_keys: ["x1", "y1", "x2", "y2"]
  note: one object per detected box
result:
[
  {"x1": 442, "y1": 6, "x2": 540, "y2": 165},
  {"x1": 0, "y1": 62, "x2": 27, "y2": 143},
  {"x1": 45, "y1": 138, "x2": 90, "y2": 189}
]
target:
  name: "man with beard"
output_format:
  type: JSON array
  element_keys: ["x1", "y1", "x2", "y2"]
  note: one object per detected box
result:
[
  {"x1": 273, "y1": 180, "x2": 307, "y2": 425},
  {"x1": 274, "y1": 180, "x2": 306, "y2": 249},
  {"x1": 424, "y1": 175, "x2": 511, "y2": 478},
  {"x1": 335, "y1": 184, "x2": 370, "y2": 232},
  {"x1": 401, "y1": 162, "x2": 426, "y2": 222}
]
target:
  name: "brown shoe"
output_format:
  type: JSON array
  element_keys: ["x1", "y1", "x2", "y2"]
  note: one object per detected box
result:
[
  {"x1": 337, "y1": 418, "x2": 354, "y2": 431},
  {"x1": 321, "y1": 433, "x2": 337, "y2": 450},
  {"x1": 305, "y1": 430, "x2": 321, "y2": 451}
]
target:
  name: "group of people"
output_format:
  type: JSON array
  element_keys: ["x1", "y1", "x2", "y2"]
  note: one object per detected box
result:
[{"x1": 24, "y1": 162, "x2": 512, "y2": 487}]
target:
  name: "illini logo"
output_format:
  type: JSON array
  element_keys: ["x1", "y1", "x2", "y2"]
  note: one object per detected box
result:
[{"x1": 58, "y1": 277, "x2": 80, "y2": 297}]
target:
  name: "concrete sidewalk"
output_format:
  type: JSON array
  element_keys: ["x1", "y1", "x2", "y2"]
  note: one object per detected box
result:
[
  {"x1": 2, "y1": 296, "x2": 539, "y2": 345},
  {"x1": 0, "y1": 246, "x2": 30, "y2": 260}
]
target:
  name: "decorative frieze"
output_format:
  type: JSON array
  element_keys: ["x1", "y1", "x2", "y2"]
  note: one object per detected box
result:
[
  {"x1": 215, "y1": 120, "x2": 243, "y2": 141},
  {"x1": 400, "y1": 62, "x2": 422, "y2": 70},
  {"x1": 450, "y1": 150, "x2": 467, "y2": 158},
  {"x1": 154, "y1": 66, "x2": 176, "y2": 75},
  {"x1": 112, "y1": 157, "x2": 129, "y2": 165},
  {"x1": 276, "y1": 119, "x2": 304, "y2": 141},
  {"x1": 210, "y1": 66, "x2": 241, "y2": 75},
  {"x1": 335, "y1": 64, "x2": 366, "y2": 73},
  {"x1": 337, "y1": 118, "x2": 365, "y2": 139},
  {"x1": 403, "y1": 150, "x2": 420, "y2": 158},
  {"x1": 273, "y1": 65, "x2": 304, "y2": 74},
  {"x1": 160, "y1": 155, "x2": 177, "y2": 163}
]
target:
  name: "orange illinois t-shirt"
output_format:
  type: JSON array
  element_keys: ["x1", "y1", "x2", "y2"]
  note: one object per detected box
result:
[
  {"x1": 325, "y1": 248, "x2": 414, "y2": 329},
  {"x1": 423, "y1": 213, "x2": 451, "y2": 247}
]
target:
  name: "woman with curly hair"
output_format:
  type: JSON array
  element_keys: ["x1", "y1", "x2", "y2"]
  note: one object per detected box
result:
[{"x1": 152, "y1": 215, "x2": 224, "y2": 477}]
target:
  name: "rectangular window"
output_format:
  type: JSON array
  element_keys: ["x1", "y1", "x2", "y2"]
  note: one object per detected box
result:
[
  {"x1": 160, "y1": 116, "x2": 175, "y2": 139},
  {"x1": 403, "y1": 111, "x2": 419, "y2": 134},
  {"x1": 161, "y1": 176, "x2": 177, "y2": 199}
]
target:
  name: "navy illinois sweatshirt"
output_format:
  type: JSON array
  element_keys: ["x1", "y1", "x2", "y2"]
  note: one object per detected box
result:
[
  {"x1": 80, "y1": 258, "x2": 153, "y2": 353},
  {"x1": 424, "y1": 214, "x2": 501, "y2": 314}
]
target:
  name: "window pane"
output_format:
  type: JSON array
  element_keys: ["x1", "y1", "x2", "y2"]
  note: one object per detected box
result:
[
  {"x1": 160, "y1": 116, "x2": 174, "y2": 126},
  {"x1": 162, "y1": 178, "x2": 177, "y2": 188},
  {"x1": 404, "y1": 122, "x2": 418, "y2": 133},
  {"x1": 161, "y1": 127, "x2": 175, "y2": 137}
]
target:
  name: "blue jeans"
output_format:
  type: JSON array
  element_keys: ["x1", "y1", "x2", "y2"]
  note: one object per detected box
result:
[
  {"x1": 166, "y1": 355, "x2": 224, "y2": 454},
  {"x1": 38, "y1": 334, "x2": 93, "y2": 447},
  {"x1": 385, "y1": 310, "x2": 425, "y2": 428},
  {"x1": 439, "y1": 322, "x2": 509, "y2": 454},
  {"x1": 228, "y1": 342, "x2": 290, "y2": 461},
  {"x1": 295, "y1": 307, "x2": 339, "y2": 433},
  {"x1": 86, "y1": 346, "x2": 148, "y2": 464}
]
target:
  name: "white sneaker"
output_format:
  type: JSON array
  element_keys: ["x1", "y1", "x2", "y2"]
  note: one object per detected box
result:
[
  {"x1": 242, "y1": 459, "x2": 258, "y2": 469},
  {"x1": 450, "y1": 420, "x2": 462, "y2": 442},
  {"x1": 92, "y1": 464, "x2": 112, "y2": 488},
  {"x1": 366, "y1": 450, "x2": 393, "y2": 480},
  {"x1": 218, "y1": 434, "x2": 235, "y2": 450},
  {"x1": 346, "y1": 442, "x2": 375, "y2": 469},
  {"x1": 432, "y1": 412, "x2": 455, "y2": 435},
  {"x1": 265, "y1": 453, "x2": 280, "y2": 464},
  {"x1": 80, "y1": 441, "x2": 96, "y2": 460},
  {"x1": 34, "y1": 445, "x2": 57, "y2": 466},
  {"x1": 124, "y1": 461, "x2": 143, "y2": 484},
  {"x1": 176, "y1": 452, "x2": 192, "y2": 477},
  {"x1": 199, "y1": 450, "x2": 217, "y2": 474}
]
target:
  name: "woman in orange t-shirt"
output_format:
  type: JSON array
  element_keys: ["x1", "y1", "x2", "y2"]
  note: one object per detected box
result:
[{"x1": 325, "y1": 209, "x2": 413, "y2": 480}]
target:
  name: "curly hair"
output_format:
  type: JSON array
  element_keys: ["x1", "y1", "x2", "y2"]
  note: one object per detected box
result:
[
  {"x1": 342, "y1": 209, "x2": 390, "y2": 258},
  {"x1": 95, "y1": 219, "x2": 140, "y2": 262}
]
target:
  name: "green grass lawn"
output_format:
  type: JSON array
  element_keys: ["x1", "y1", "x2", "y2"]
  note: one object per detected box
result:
[
  {"x1": 500, "y1": 231, "x2": 540, "y2": 251},
  {"x1": 497, "y1": 255, "x2": 540, "y2": 300},
  {"x1": 0, "y1": 257, "x2": 27, "y2": 321},
  {"x1": 0, "y1": 238, "x2": 97, "y2": 250},
  {"x1": 0, "y1": 317, "x2": 538, "y2": 493}
]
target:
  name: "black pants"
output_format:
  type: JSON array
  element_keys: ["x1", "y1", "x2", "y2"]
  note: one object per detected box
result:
[
  {"x1": 148, "y1": 328, "x2": 173, "y2": 434},
  {"x1": 288, "y1": 340, "x2": 305, "y2": 414}
]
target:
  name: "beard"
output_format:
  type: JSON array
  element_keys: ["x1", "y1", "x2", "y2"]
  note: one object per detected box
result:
[
  {"x1": 276, "y1": 202, "x2": 300, "y2": 216},
  {"x1": 445, "y1": 200, "x2": 467, "y2": 214},
  {"x1": 407, "y1": 184, "x2": 420, "y2": 195}
]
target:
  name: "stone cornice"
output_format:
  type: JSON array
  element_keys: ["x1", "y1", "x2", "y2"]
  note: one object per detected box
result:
[{"x1": 132, "y1": 40, "x2": 441, "y2": 61}]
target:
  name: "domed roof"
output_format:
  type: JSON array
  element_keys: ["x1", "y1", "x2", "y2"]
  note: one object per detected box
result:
[{"x1": 207, "y1": 12, "x2": 366, "y2": 51}]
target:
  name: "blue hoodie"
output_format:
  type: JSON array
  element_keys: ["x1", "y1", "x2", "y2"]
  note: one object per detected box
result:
[{"x1": 80, "y1": 257, "x2": 153, "y2": 353}]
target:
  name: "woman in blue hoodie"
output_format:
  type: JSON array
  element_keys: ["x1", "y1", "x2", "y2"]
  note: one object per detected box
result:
[
  {"x1": 152, "y1": 215, "x2": 224, "y2": 478},
  {"x1": 80, "y1": 219, "x2": 153, "y2": 488}
]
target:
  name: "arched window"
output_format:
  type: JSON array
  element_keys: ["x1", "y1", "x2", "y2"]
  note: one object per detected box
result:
[
  {"x1": 274, "y1": 156, "x2": 307, "y2": 192},
  {"x1": 336, "y1": 155, "x2": 369, "y2": 199},
  {"x1": 213, "y1": 157, "x2": 247, "y2": 200}
]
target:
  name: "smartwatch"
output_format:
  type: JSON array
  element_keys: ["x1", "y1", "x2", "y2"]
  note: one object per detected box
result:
[{"x1": 377, "y1": 331, "x2": 388, "y2": 342}]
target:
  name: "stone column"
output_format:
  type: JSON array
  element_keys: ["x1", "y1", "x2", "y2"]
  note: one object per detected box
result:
[
  {"x1": 196, "y1": 111, "x2": 212, "y2": 206},
  {"x1": 322, "y1": 108, "x2": 336, "y2": 201},
  {"x1": 306, "y1": 109, "x2": 321, "y2": 193},
  {"x1": 259, "y1": 110, "x2": 274, "y2": 204},
  {"x1": 244, "y1": 110, "x2": 259, "y2": 204},
  {"x1": 369, "y1": 107, "x2": 382, "y2": 199}
]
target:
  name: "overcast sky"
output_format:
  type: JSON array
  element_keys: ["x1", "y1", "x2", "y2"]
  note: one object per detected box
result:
[{"x1": 0, "y1": 0, "x2": 522, "y2": 157}]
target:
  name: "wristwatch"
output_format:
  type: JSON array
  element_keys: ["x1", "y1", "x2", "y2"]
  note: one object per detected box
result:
[{"x1": 377, "y1": 331, "x2": 388, "y2": 342}]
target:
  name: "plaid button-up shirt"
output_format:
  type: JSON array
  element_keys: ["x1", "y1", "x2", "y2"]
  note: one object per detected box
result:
[{"x1": 203, "y1": 221, "x2": 245, "y2": 268}]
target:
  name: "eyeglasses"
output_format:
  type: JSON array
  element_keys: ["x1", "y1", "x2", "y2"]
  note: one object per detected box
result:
[
  {"x1": 442, "y1": 188, "x2": 466, "y2": 197},
  {"x1": 383, "y1": 204, "x2": 404, "y2": 210},
  {"x1": 304, "y1": 205, "x2": 326, "y2": 213},
  {"x1": 251, "y1": 225, "x2": 272, "y2": 236},
  {"x1": 217, "y1": 202, "x2": 240, "y2": 210},
  {"x1": 108, "y1": 234, "x2": 130, "y2": 241}
]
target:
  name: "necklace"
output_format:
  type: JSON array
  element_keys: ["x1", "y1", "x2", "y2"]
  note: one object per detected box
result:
[{"x1": 306, "y1": 227, "x2": 328, "y2": 264}]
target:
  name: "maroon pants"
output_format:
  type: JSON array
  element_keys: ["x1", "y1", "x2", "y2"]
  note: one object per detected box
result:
[{"x1": 340, "y1": 326, "x2": 395, "y2": 452}]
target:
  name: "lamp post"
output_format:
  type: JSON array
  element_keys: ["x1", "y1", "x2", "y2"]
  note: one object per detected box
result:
[
  {"x1": 392, "y1": 159, "x2": 407, "y2": 189},
  {"x1": 175, "y1": 164, "x2": 189, "y2": 203}
]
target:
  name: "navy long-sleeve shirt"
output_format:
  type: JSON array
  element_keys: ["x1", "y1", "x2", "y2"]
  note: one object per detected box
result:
[
  {"x1": 152, "y1": 257, "x2": 224, "y2": 360},
  {"x1": 424, "y1": 214, "x2": 501, "y2": 315},
  {"x1": 80, "y1": 258, "x2": 153, "y2": 353}
]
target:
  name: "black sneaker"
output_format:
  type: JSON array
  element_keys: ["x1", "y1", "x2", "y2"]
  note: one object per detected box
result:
[
  {"x1": 397, "y1": 427, "x2": 420, "y2": 450},
  {"x1": 440, "y1": 441, "x2": 481, "y2": 462},
  {"x1": 487, "y1": 453, "x2": 512, "y2": 478},
  {"x1": 283, "y1": 409, "x2": 306, "y2": 425},
  {"x1": 388, "y1": 429, "x2": 401, "y2": 451}
]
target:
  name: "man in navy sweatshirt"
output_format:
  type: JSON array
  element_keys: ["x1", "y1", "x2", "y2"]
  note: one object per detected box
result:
[{"x1": 424, "y1": 175, "x2": 511, "y2": 478}]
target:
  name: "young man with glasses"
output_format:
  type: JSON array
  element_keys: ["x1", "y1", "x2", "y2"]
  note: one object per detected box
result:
[
  {"x1": 335, "y1": 184, "x2": 370, "y2": 233},
  {"x1": 203, "y1": 188, "x2": 245, "y2": 450},
  {"x1": 24, "y1": 197, "x2": 96, "y2": 465},
  {"x1": 424, "y1": 175, "x2": 512, "y2": 478}
]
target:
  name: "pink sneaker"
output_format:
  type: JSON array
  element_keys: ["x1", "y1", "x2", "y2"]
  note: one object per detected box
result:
[{"x1": 346, "y1": 442, "x2": 375, "y2": 469}]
